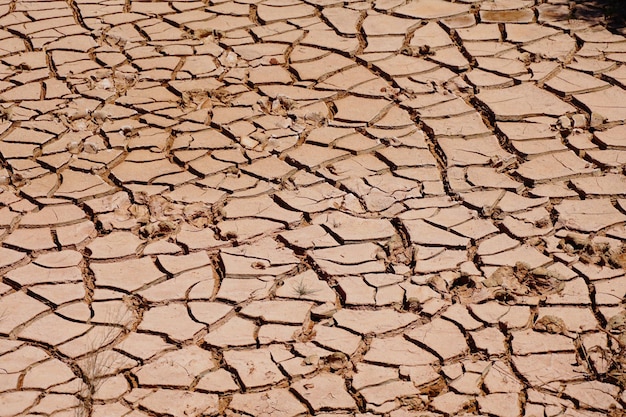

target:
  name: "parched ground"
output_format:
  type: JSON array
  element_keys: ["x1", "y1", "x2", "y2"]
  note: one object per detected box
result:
[{"x1": 0, "y1": 0, "x2": 626, "y2": 415}]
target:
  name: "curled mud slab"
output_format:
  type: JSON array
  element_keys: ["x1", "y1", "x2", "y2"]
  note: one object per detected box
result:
[{"x1": 0, "y1": 0, "x2": 625, "y2": 416}]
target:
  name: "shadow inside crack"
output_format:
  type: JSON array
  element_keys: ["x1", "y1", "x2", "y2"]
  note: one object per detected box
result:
[{"x1": 572, "y1": 0, "x2": 626, "y2": 33}]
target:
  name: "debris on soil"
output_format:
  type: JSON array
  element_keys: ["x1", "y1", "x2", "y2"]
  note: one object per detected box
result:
[
  {"x1": 534, "y1": 315, "x2": 568, "y2": 335},
  {"x1": 483, "y1": 262, "x2": 564, "y2": 297}
]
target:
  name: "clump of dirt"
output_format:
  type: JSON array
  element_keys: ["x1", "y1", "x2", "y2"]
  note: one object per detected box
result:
[
  {"x1": 604, "y1": 311, "x2": 626, "y2": 388},
  {"x1": 609, "y1": 245, "x2": 626, "y2": 269},
  {"x1": 93, "y1": 191, "x2": 214, "y2": 240},
  {"x1": 483, "y1": 262, "x2": 564, "y2": 297},
  {"x1": 609, "y1": 408, "x2": 626, "y2": 417},
  {"x1": 449, "y1": 275, "x2": 492, "y2": 304},
  {"x1": 139, "y1": 220, "x2": 178, "y2": 239},
  {"x1": 324, "y1": 352, "x2": 351, "y2": 372},
  {"x1": 560, "y1": 233, "x2": 626, "y2": 269},
  {"x1": 607, "y1": 311, "x2": 626, "y2": 347},
  {"x1": 534, "y1": 315, "x2": 568, "y2": 334},
  {"x1": 385, "y1": 234, "x2": 414, "y2": 266}
]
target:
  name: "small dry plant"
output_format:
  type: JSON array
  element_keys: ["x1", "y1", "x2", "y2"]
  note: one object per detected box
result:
[
  {"x1": 578, "y1": 312, "x2": 626, "y2": 400},
  {"x1": 603, "y1": 312, "x2": 626, "y2": 388},
  {"x1": 292, "y1": 278, "x2": 319, "y2": 298},
  {"x1": 74, "y1": 308, "x2": 132, "y2": 417}
]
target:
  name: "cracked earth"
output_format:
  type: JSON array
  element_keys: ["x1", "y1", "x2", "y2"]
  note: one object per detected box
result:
[{"x1": 0, "y1": 0, "x2": 626, "y2": 415}]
